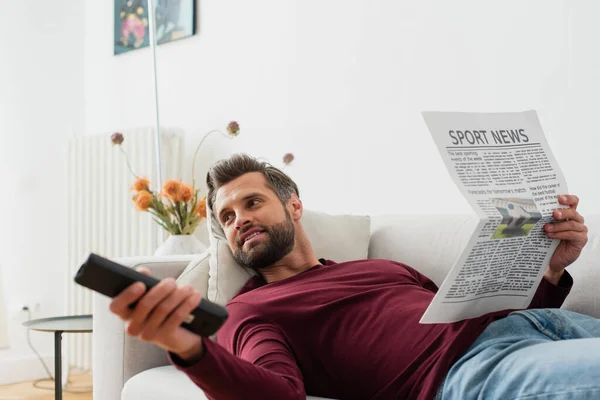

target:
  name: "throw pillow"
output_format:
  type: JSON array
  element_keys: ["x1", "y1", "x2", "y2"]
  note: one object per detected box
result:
[{"x1": 176, "y1": 250, "x2": 210, "y2": 298}]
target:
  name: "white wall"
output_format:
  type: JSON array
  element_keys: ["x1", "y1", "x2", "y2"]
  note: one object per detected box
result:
[
  {"x1": 84, "y1": 0, "x2": 600, "y2": 219},
  {"x1": 0, "y1": 0, "x2": 85, "y2": 383}
]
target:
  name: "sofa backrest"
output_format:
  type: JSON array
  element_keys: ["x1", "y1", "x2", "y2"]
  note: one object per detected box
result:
[{"x1": 369, "y1": 214, "x2": 477, "y2": 286}]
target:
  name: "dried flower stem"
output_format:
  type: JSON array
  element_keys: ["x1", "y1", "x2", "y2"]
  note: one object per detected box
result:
[
  {"x1": 119, "y1": 146, "x2": 138, "y2": 178},
  {"x1": 191, "y1": 130, "x2": 235, "y2": 189}
]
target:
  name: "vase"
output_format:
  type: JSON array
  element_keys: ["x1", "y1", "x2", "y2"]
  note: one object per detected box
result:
[{"x1": 154, "y1": 234, "x2": 207, "y2": 256}]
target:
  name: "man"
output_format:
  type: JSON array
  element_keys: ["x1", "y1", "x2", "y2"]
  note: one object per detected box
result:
[{"x1": 110, "y1": 154, "x2": 597, "y2": 399}]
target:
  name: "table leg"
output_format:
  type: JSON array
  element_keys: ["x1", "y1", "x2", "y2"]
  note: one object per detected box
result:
[{"x1": 55, "y1": 331, "x2": 62, "y2": 400}]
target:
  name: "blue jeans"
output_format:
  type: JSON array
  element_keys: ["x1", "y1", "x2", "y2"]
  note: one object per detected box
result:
[{"x1": 437, "y1": 309, "x2": 600, "y2": 399}]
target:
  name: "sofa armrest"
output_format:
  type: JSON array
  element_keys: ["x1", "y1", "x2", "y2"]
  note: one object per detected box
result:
[{"x1": 92, "y1": 254, "x2": 198, "y2": 400}]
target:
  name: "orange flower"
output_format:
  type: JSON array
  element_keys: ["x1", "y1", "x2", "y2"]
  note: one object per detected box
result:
[
  {"x1": 131, "y1": 177, "x2": 150, "y2": 191},
  {"x1": 162, "y1": 179, "x2": 182, "y2": 202},
  {"x1": 180, "y1": 184, "x2": 194, "y2": 202},
  {"x1": 195, "y1": 197, "x2": 207, "y2": 219},
  {"x1": 133, "y1": 190, "x2": 153, "y2": 211}
]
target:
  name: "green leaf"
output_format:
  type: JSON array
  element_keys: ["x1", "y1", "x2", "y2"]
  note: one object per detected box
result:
[
  {"x1": 182, "y1": 217, "x2": 201, "y2": 235},
  {"x1": 151, "y1": 216, "x2": 173, "y2": 234}
]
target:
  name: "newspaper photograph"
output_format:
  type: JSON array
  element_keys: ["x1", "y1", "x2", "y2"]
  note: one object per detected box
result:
[{"x1": 420, "y1": 110, "x2": 567, "y2": 323}]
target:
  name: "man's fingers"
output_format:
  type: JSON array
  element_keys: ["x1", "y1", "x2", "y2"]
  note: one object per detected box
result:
[
  {"x1": 545, "y1": 220, "x2": 587, "y2": 234},
  {"x1": 109, "y1": 282, "x2": 146, "y2": 319},
  {"x1": 161, "y1": 291, "x2": 202, "y2": 336},
  {"x1": 135, "y1": 267, "x2": 152, "y2": 275},
  {"x1": 139, "y1": 285, "x2": 195, "y2": 341},
  {"x1": 127, "y1": 278, "x2": 178, "y2": 336},
  {"x1": 558, "y1": 194, "x2": 579, "y2": 209},
  {"x1": 546, "y1": 230, "x2": 588, "y2": 246},
  {"x1": 553, "y1": 207, "x2": 584, "y2": 223}
]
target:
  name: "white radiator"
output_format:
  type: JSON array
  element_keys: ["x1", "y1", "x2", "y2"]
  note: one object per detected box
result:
[{"x1": 65, "y1": 127, "x2": 183, "y2": 371}]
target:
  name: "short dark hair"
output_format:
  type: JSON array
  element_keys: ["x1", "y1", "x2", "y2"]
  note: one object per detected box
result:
[{"x1": 206, "y1": 153, "x2": 300, "y2": 214}]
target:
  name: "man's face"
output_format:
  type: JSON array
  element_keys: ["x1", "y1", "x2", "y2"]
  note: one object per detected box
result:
[{"x1": 214, "y1": 172, "x2": 296, "y2": 270}]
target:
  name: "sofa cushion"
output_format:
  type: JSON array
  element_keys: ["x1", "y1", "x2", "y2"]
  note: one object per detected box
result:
[
  {"x1": 206, "y1": 206, "x2": 371, "y2": 306},
  {"x1": 122, "y1": 365, "x2": 336, "y2": 400},
  {"x1": 176, "y1": 250, "x2": 210, "y2": 298},
  {"x1": 122, "y1": 366, "x2": 207, "y2": 400}
]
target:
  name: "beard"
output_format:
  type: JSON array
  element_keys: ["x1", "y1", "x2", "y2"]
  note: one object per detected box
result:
[{"x1": 233, "y1": 211, "x2": 295, "y2": 271}]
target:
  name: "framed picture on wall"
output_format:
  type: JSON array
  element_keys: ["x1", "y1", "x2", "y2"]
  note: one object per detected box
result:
[{"x1": 114, "y1": 0, "x2": 196, "y2": 55}]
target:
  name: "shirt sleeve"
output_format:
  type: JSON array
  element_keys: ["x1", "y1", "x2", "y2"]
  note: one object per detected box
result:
[
  {"x1": 169, "y1": 302, "x2": 306, "y2": 400},
  {"x1": 527, "y1": 270, "x2": 573, "y2": 309}
]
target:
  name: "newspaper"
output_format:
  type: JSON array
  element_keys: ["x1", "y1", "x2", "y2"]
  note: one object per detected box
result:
[{"x1": 419, "y1": 110, "x2": 567, "y2": 323}]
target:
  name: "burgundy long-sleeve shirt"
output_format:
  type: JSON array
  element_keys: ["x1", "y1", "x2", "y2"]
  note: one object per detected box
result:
[{"x1": 170, "y1": 259, "x2": 572, "y2": 400}]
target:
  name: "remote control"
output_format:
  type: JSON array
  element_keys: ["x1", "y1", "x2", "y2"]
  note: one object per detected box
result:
[{"x1": 74, "y1": 252, "x2": 227, "y2": 337}]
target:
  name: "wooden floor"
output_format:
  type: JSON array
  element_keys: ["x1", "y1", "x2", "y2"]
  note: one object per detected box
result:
[{"x1": 0, "y1": 374, "x2": 92, "y2": 400}]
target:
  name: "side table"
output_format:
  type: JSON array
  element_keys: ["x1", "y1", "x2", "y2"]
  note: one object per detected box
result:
[{"x1": 22, "y1": 314, "x2": 92, "y2": 400}]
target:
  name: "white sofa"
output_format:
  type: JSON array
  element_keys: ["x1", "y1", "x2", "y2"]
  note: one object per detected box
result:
[{"x1": 93, "y1": 213, "x2": 600, "y2": 400}]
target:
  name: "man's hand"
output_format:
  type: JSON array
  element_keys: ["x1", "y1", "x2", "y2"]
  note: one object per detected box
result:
[
  {"x1": 109, "y1": 268, "x2": 205, "y2": 362},
  {"x1": 544, "y1": 194, "x2": 588, "y2": 284}
]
